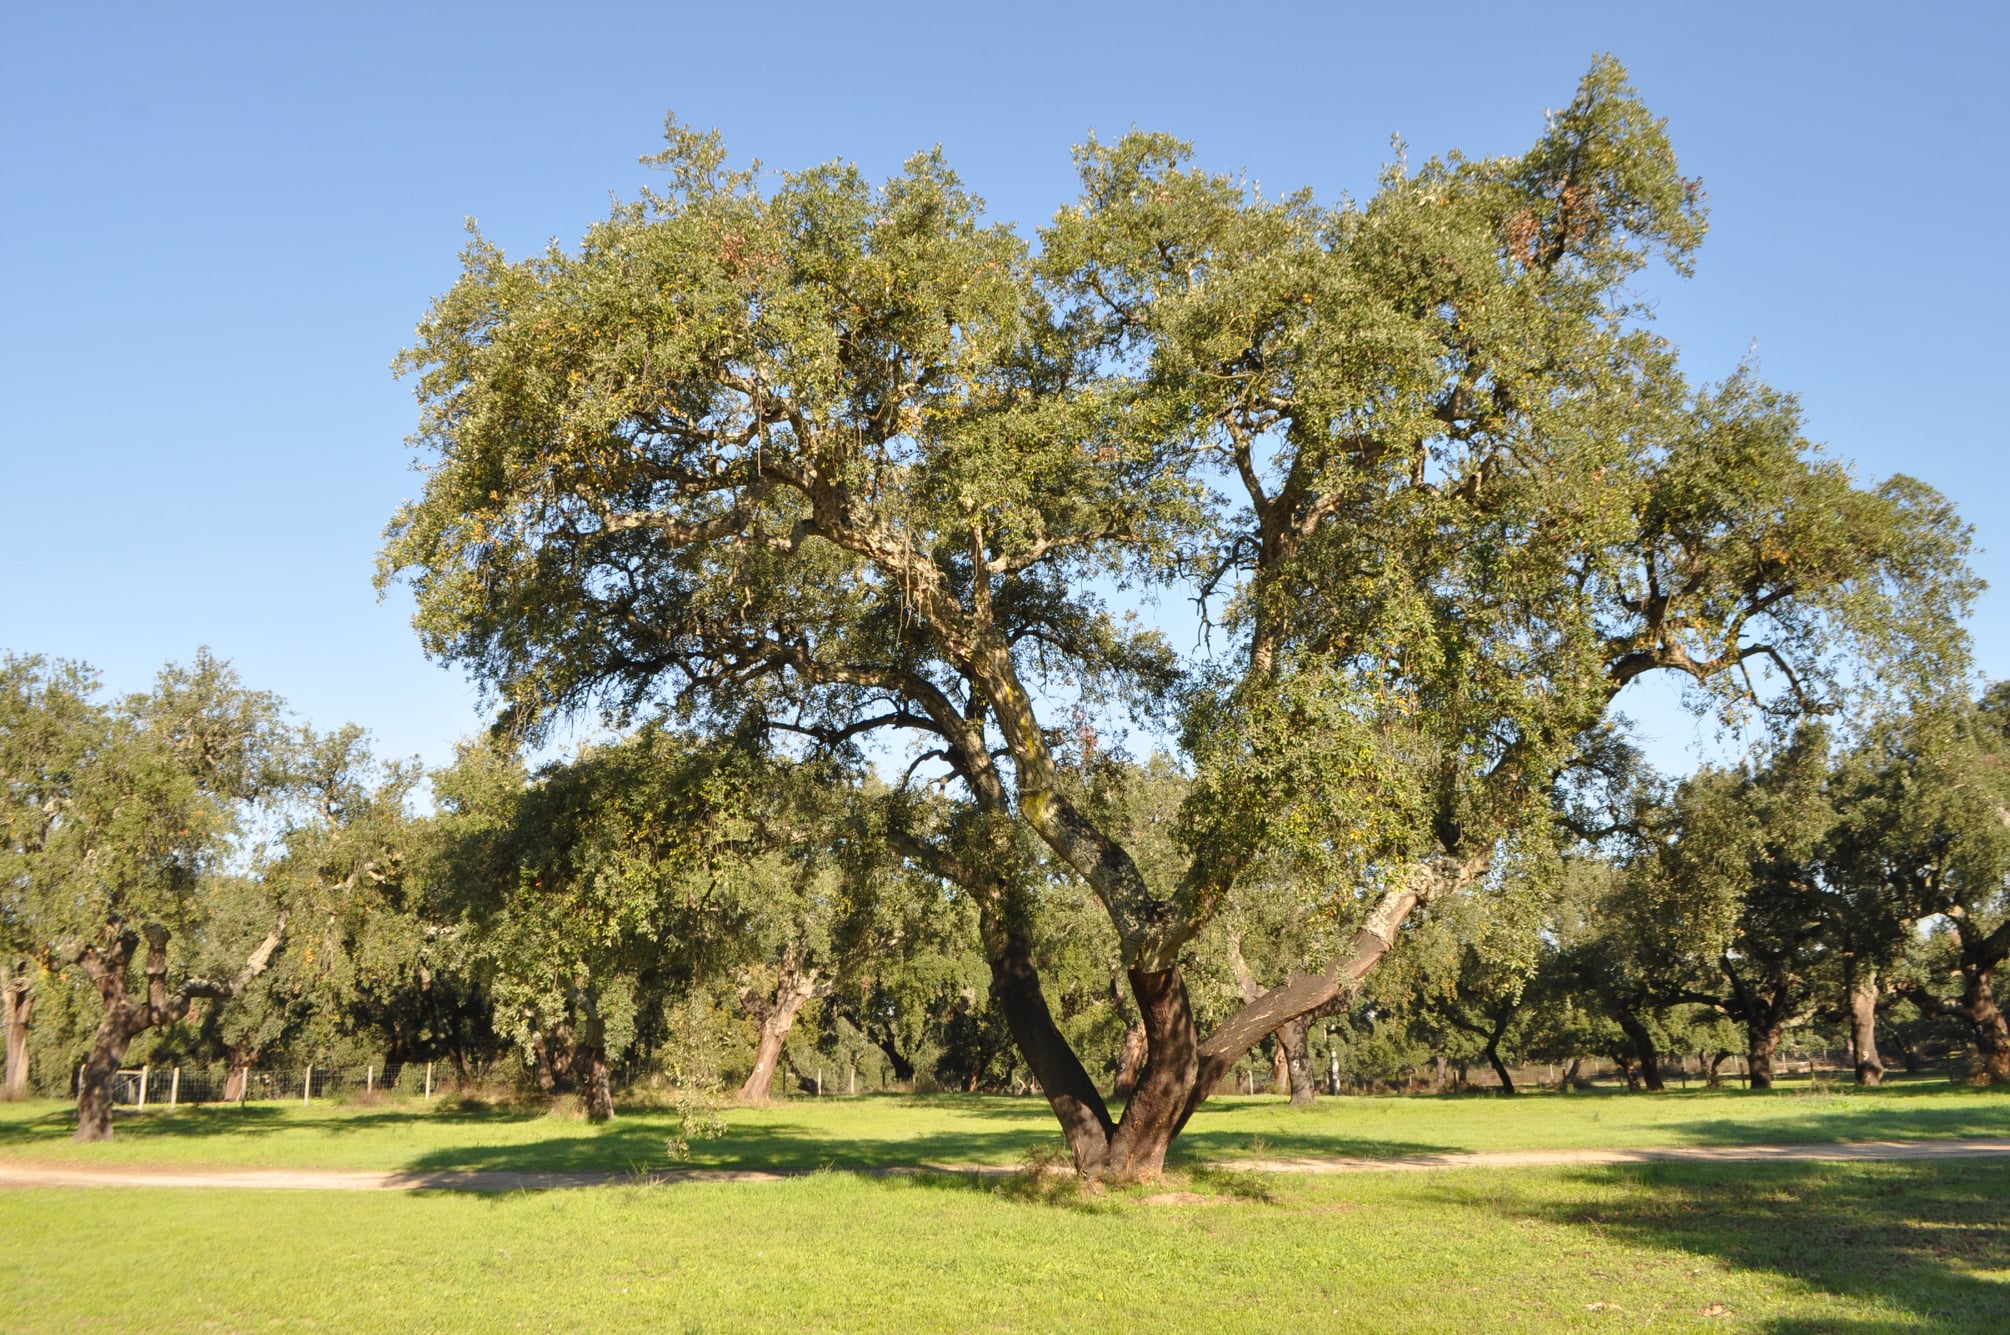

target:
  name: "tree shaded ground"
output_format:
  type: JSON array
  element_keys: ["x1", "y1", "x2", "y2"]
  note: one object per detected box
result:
[
  {"x1": 1, "y1": 1082, "x2": 2003, "y2": 1174},
  {"x1": 2, "y1": 1158, "x2": 2004, "y2": 1331}
]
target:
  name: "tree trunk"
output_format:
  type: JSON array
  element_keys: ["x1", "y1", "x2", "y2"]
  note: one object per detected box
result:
[
  {"x1": 574, "y1": 994, "x2": 614, "y2": 1122},
  {"x1": 1111, "y1": 1022, "x2": 1147, "y2": 1100},
  {"x1": 580, "y1": 1039, "x2": 614, "y2": 1122},
  {"x1": 1704, "y1": 1049, "x2": 1733, "y2": 1089},
  {"x1": 1279, "y1": 1017, "x2": 1316, "y2": 1106},
  {"x1": 531, "y1": 1023, "x2": 577, "y2": 1095},
  {"x1": 738, "y1": 964, "x2": 817, "y2": 1102},
  {"x1": 2, "y1": 967, "x2": 33, "y2": 1100},
  {"x1": 1958, "y1": 968, "x2": 2010, "y2": 1084},
  {"x1": 1614, "y1": 1007, "x2": 1665, "y2": 1092},
  {"x1": 224, "y1": 1049, "x2": 256, "y2": 1103},
  {"x1": 74, "y1": 1006, "x2": 142, "y2": 1142},
  {"x1": 1747, "y1": 1023, "x2": 1781, "y2": 1090},
  {"x1": 1560, "y1": 1056, "x2": 1583, "y2": 1092},
  {"x1": 1847, "y1": 972, "x2": 1885, "y2": 1087},
  {"x1": 1102, "y1": 966, "x2": 1199, "y2": 1180},
  {"x1": 1483, "y1": 1040, "x2": 1515, "y2": 1096},
  {"x1": 1270, "y1": 1034, "x2": 1290, "y2": 1094},
  {"x1": 63, "y1": 916, "x2": 286, "y2": 1142}
]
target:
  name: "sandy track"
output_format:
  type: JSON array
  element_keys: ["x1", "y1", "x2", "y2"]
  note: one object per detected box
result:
[{"x1": 3, "y1": 1138, "x2": 2008, "y2": 1192}]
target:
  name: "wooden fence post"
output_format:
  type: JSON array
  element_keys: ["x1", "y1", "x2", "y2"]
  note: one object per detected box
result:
[
  {"x1": 303, "y1": 1064, "x2": 313, "y2": 1105},
  {"x1": 424, "y1": 1062, "x2": 433, "y2": 1100},
  {"x1": 138, "y1": 1065, "x2": 149, "y2": 1109},
  {"x1": 366, "y1": 1065, "x2": 374, "y2": 1095},
  {"x1": 170, "y1": 1068, "x2": 180, "y2": 1108}
]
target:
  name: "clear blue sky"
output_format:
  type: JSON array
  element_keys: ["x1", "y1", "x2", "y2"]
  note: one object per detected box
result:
[{"x1": 3, "y1": 1, "x2": 2004, "y2": 776}]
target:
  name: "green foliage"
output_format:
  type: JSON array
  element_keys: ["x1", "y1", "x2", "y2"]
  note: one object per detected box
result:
[{"x1": 380, "y1": 58, "x2": 1971, "y2": 1016}]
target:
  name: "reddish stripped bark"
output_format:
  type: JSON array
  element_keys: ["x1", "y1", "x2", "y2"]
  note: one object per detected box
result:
[
  {"x1": 737, "y1": 957, "x2": 819, "y2": 1102},
  {"x1": 2, "y1": 964, "x2": 33, "y2": 1100}
]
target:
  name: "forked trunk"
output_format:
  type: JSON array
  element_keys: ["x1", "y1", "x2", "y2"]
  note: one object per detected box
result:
[
  {"x1": 65, "y1": 916, "x2": 285, "y2": 1141},
  {"x1": 1847, "y1": 972, "x2": 1884, "y2": 1087},
  {"x1": 1704, "y1": 1049, "x2": 1733, "y2": 1089},
  {"x1": 737, "y1": 965, "x2": 817, "y2": 1102},
  {"x1": 2, "y1": 969, "x2": 32, "y2": 1100},
  {"x1": 1747, "y1": 1024, "x2": 1781, "y2": 1091}
]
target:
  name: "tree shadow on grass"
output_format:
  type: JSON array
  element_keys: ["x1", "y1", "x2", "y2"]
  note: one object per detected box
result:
[
  {"x1": 397, "y1": 1120, "x2": 1057, "y2": 1175},
  {"x1": 0, "y1": 1100, "x2": 562, "y2": 1150},
  {"x1": 1458, "y1": 1158, "x2": 2010, "y2": 1333}
]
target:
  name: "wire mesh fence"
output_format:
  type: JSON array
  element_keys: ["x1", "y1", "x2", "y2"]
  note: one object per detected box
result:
[{"x1": 93, "y1": 1060, "x2": 448, "y2": 1107}]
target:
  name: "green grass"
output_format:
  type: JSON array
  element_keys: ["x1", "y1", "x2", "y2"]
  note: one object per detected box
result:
[
  {"x1": 3, "y1": 1086, "x2": 2006, "y2": 1332},
  {"x1": 3, "y1": 1159, "x2": 2006, "y2": 1331},
  {"x1": 1, "y1": 1077, "x2": 2005, "y2": 1175}
]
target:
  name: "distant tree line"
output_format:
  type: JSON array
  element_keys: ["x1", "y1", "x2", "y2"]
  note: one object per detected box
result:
[{"x1": 6, "y1": 649, "x2": 2005, "y2": 1145}]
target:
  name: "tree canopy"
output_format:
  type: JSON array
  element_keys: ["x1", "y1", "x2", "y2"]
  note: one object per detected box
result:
[{"x1": 382, "y1": 58, "x2": 1974, "y2": 1174}]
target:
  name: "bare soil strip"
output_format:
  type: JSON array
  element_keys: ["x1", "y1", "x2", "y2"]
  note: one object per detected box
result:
[{"x1": 2, "y1": 1138, "x2": 2007, "y2": 1192}]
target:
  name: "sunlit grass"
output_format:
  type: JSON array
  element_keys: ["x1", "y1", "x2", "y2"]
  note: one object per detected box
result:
[{"x1": 3, "y1": 1159, "x2": 2005, "y2": 1331}]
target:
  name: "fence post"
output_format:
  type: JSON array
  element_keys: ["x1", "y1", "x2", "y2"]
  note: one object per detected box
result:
[
  {"x1": 303, "y1": 1064, "x2": 313, "y2": 1105},
  {"x1": 366, "y1": 1065, "x2": 374, "y2": 1095},
  {"x1": 170, "y1": 1068, "x2": 180, "y2": 1107},
  {"x1": 424, "y1": 1062, "x2": 433, "y2": 1100},
  {"x1": 138, "y1": 1065, "x2": 149, "y2": 1109}
]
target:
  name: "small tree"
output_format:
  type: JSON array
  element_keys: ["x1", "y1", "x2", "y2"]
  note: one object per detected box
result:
[
  {"x1": 1834, "y1": 688, "x2": 2010, "y2": 1082},
  {"x1": 1, "y1": 653, "x2": 294, "y2": 1140}
]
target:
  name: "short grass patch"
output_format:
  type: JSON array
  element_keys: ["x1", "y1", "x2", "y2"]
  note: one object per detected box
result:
[{"x1": 3, "y1": 1159, "x2": 2005, "y2": 1332}]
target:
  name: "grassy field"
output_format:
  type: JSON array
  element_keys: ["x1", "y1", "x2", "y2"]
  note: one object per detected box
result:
[
  {"x1": 2, "y1": 1077, "x2": 2006, "y2": 1174},
  {"x1": 3, "y1": 1083, "x2": 2007, "y2": 1332}
]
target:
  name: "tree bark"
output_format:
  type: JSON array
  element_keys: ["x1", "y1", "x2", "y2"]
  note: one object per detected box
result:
[
  {"x1": 574, "y1": 991, "x2": 614, "y2": 1122},
  {"x1": 224, "y1": 1047, "x2": 257, "y2": 1103},
  {"x1": 1847, "y1": 971, "x2": 1885, "y2": 1087},
  {"x1": 1483, "y1": 1039, "x2": 1515, "y2": 1095},
  {"x1": 1102, "y1": 966, "x2": 1200, "y2": 1179},
  {"x1": 737, "y1": 961, "x2": 818, "y2": 1102},
  {"x1": 1278, "y1": 1017, "x2": 1317, "y2": 1106},
  {"x1": 2, "y1": 965, "x2": 33, "y2": 1100},
  {"x1": 60, "y1": 916, "x2": 285, "y2": 1141},
  {"x1": 1959, "y1": 968, "x2": 2010, "y2": 1084},
  {"x1": 1704, "y1": 1049, "x2": 1733, "y2": 1089},
  {"x1": 1614, "y1": 1007, "x2": 1665, "y2": 1092},
  {"x1": 1746, "y1": 1023, "x2": 1781, "y2": 1091},
  {"x1": 1270, "y1": 1034, "x2": 1290, "y2": 1093},
  {"x1": 1112, "y1": 1022, "x2": 1147, "y2": 1101}
]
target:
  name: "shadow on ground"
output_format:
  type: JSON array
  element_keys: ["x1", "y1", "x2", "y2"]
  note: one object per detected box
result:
[{"x1": 1455, "y1": 1158, "x2": 2010, "y2": 1333}]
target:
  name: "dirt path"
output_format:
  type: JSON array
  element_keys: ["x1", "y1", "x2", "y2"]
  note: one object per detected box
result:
[{"x1": 3, "y1": 1137, "x2": 2008, "y2": 1192}]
